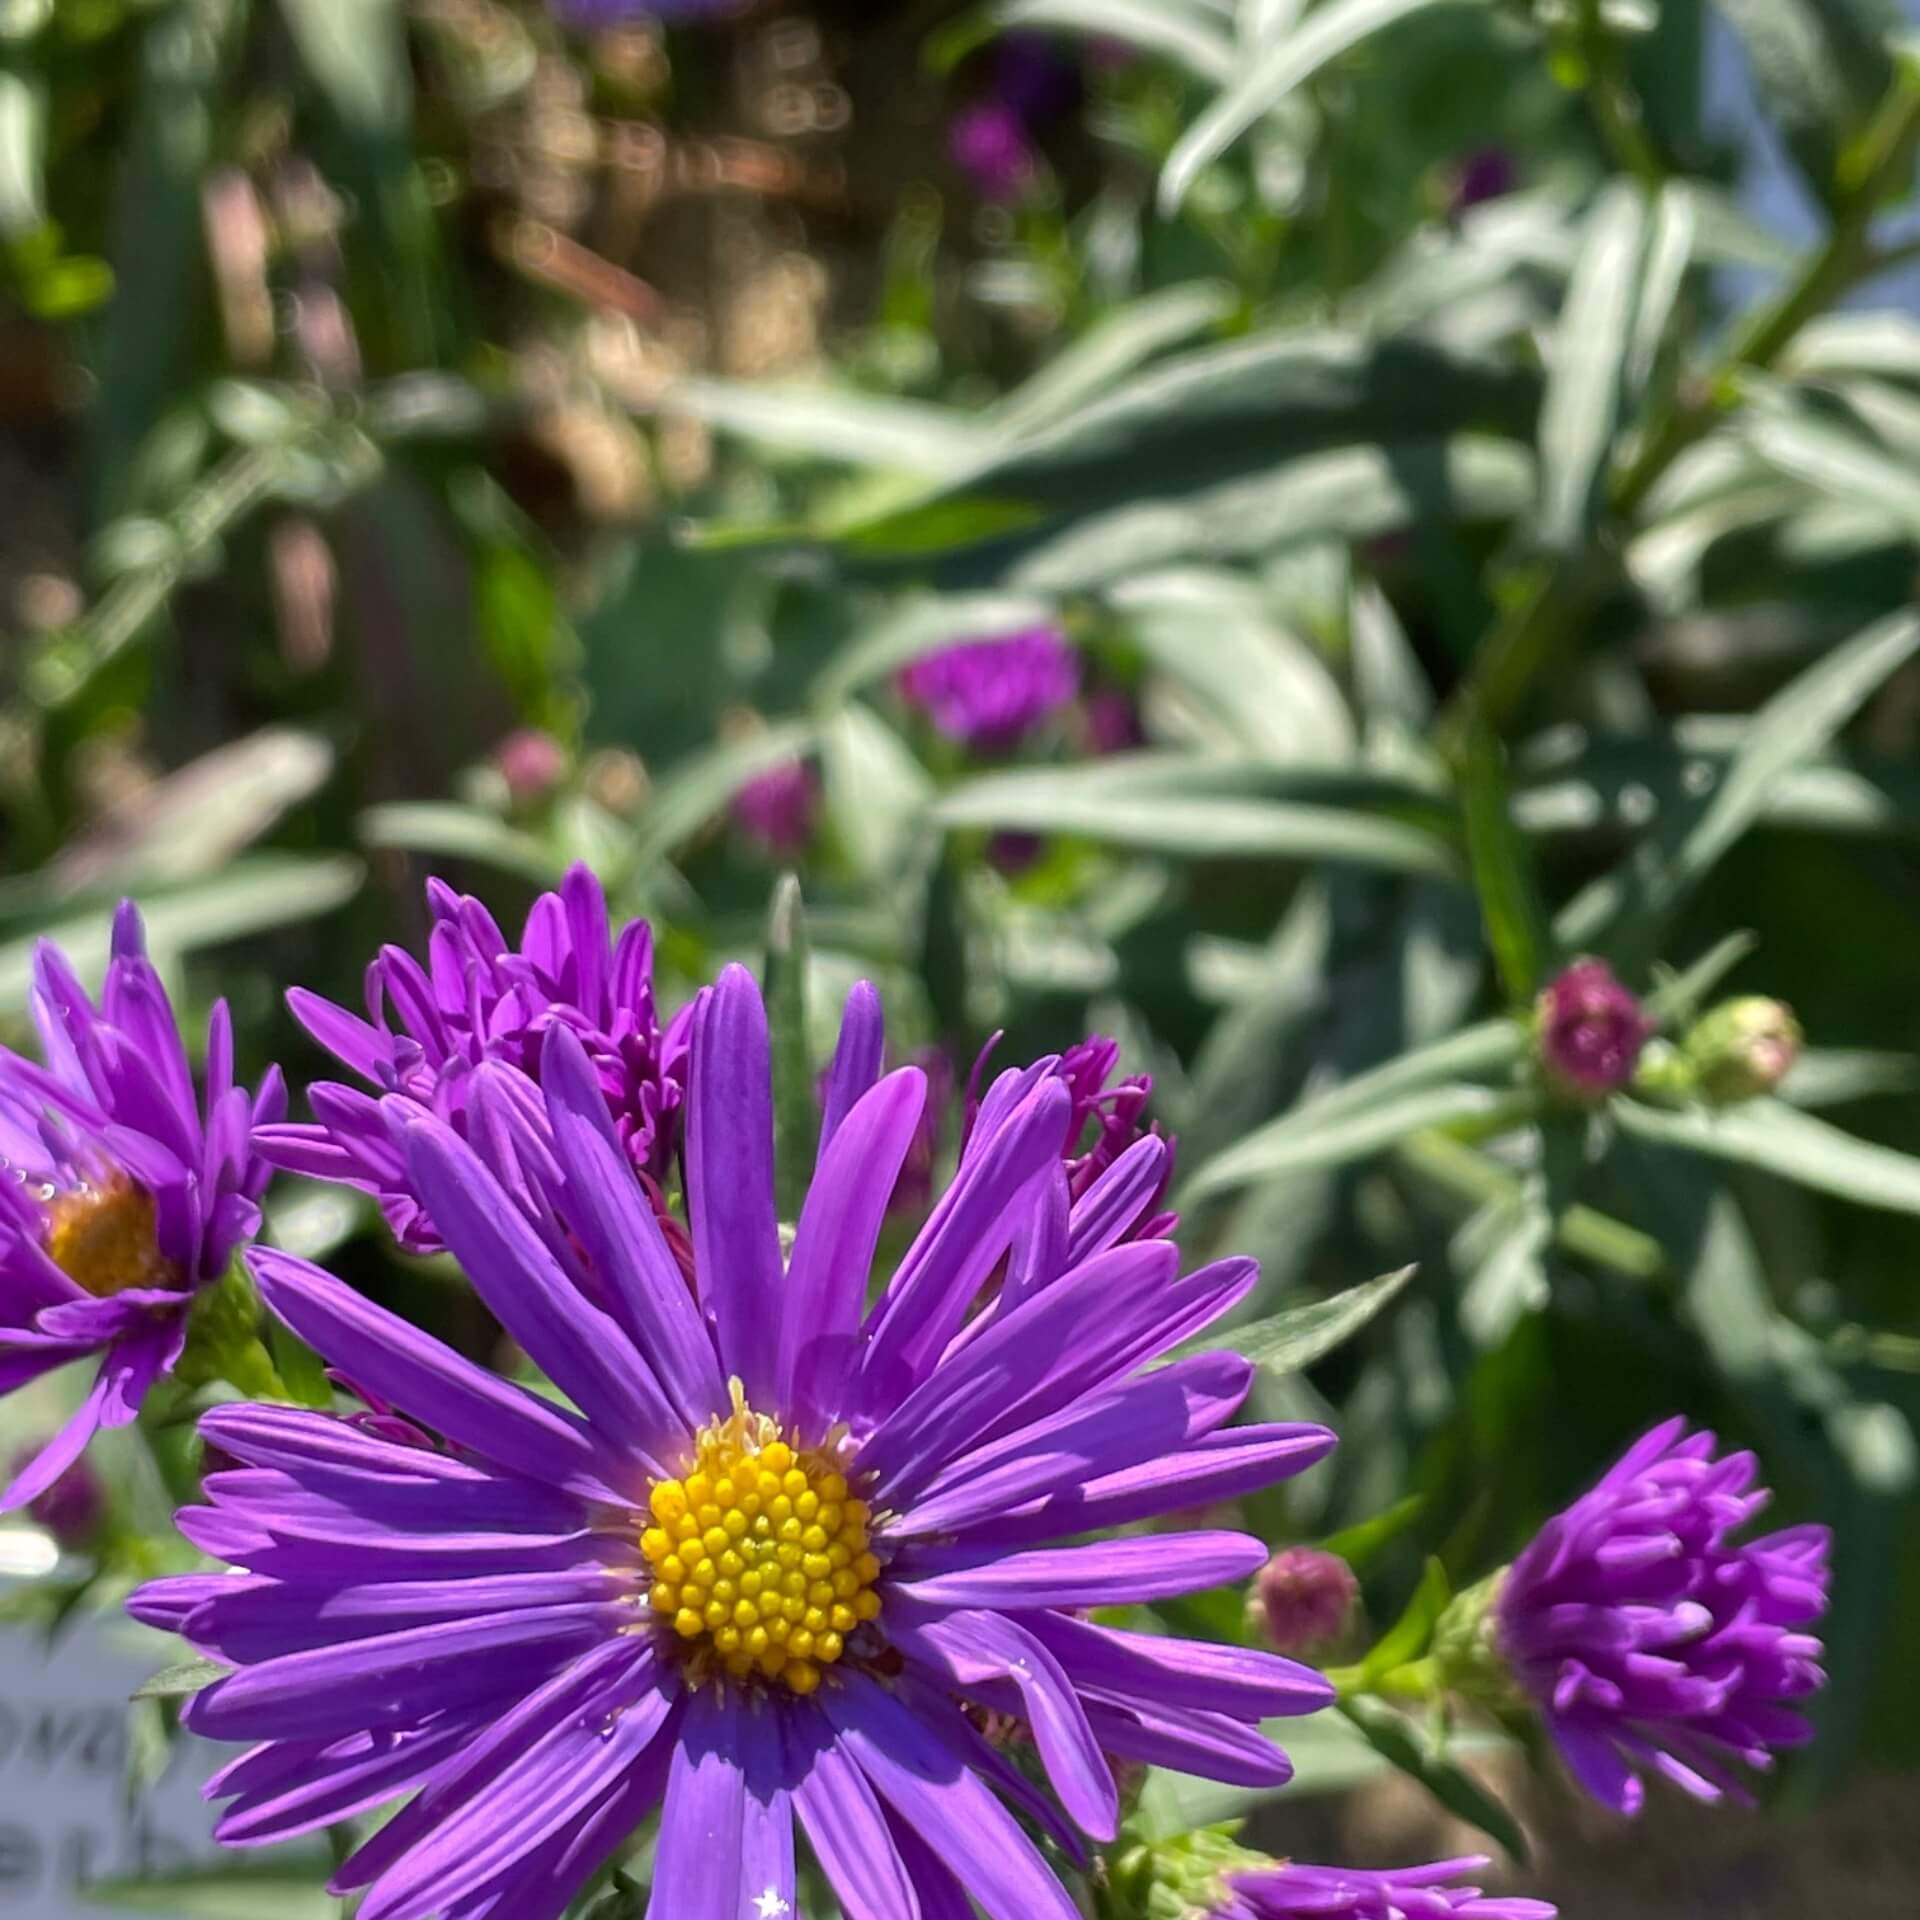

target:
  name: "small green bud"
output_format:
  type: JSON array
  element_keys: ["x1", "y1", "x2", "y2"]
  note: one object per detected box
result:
[
  {"x1": 1429, "y1": 1568, "x2": 1525, "y2": 1714},
  {"x1": 1683, "y1": 997, "x2": 1802, "y2": 1104},
  {"x1": 1105, "y1": 1827, "x2": 1268, "y2": 1920},
  {"x1": 175, "y1": 1255, "x2": 287, "y2": 1401}
]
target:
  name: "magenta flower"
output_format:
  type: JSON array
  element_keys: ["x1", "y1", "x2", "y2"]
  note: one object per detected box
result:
[
  {"x1": 260, "y1": 864, "x2": 688, "y2": 1252},
  {"x1": 1452, "y1": 147, "x2": 1518, "y2": 210},
  {"x1": 1496, "y1": 1417, "x2": 1830, "y2": 1813},
  {"x1": 0, "y1": 904, "x2": 283, "y2": 1512},
  {"x1": 1534, "y1": 958, "x2": 1652, "y2": 1098},
  {"x1": 732, "y1": 759, "x2": 820, "y2": 858},
  {"x1": 950, "y1": 100, "x2": 1039, "y2": 202},
  {"x1": 132, "y1": 966, "x2": 1335, "y2": 1919},
  {"x1": 493, "y1": 729, "x2": 567, "y2": 807},
  {"x1": 1218, "y1": 1858, "x2": 1556, "y2": 1920},
  {"x1": 1255, "y1": 1546, "x2": 1359, "y2": 1655},
  {"x1": 898, "y1": 629, "x2": 1079, "y2": 753}
]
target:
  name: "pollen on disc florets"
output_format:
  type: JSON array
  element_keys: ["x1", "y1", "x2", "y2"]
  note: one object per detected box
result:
[
  {"x1": 641, "y1": 1383, "x2": 882, "y2": 1698},
  {"x1": 44, "y1": 1175, "x2": 182, "y2": 1298}
]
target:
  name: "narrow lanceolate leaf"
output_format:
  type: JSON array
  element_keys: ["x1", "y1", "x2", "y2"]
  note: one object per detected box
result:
[
  {"x1": 1460, "y1": 716, "x2": 1548, "y2": 1003},
  {"x1": 1643, "y1": 931, "x2": 1761, "y2": 1023},
  {"x1": 1624, "y1": 182, "x2": 1699, "y2": 402},
  {"x1": 765, "y1": 874, "x2": 816, "y2": 1222},
  {"x1": 360, "y1": 802, "x2": 565, "y2": 887},
  {"x1": 1191, "y1": 1265, "x2": 1416, "y2": 1372},
  {"x1": 1183, "y1": 1084, "x2": 1530, "y2": 1201},
  {"x1": 1159, "y1": 0, "x2": 1456, "y2": 213},
  {"x1": 993, "y1": 0, "x2": 1238, "y2": 84},
  {"x1": 1741, "y1": 399, "x2": 1920, "y2": 538},
  {"x1": 1338, "y1": 1696, "x2": 1532, "y2": 1863},
  {"x1": 667, "y1": 377, "x2": 992, "y2": 475},
  {"x1": 132, "y1": 1656, "x2": 232, "y2": 1701},
  {"x1": 1557, "y1": 609, "x2": 1920, "y2": 956},
  {"x1": 1615, "y1": 1097, "x2": 1920, "y2": 1217},
  {"x1": 0, "y1": 71, "x2": 46, "y2": 236},
  {"x1": 1537, "y1": 183, "x2": 1647, "y2": 552}
]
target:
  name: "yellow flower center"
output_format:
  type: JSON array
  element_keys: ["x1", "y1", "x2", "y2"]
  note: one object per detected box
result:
[
  {"x1": 641, "y1": 1390, "x2": 882, "y2": 1697},
  {"x1": 44, "y1": 1177, "x2": 182, "y2": 1298}
]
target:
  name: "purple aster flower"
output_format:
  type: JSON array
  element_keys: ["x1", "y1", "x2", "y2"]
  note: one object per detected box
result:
[
  {"x1": 950, "y1": 101, "x2": 1040, "y2": 202},
  {"x1": 0, "y1": 904, "x2": 283, "y2": 1513},
  {"x1": 1218, "y1": 1857, "x2": 1556, "y2": 1920},
  {"x1": 493, "y1": 729, "x2": 568, "y2": 808},
  {"x1": 732, "y1": 759, "x2": 820, "y2": 858},
  {"x1": 1255, "y1": 1545, "x2": 1359, "y2": 1655},
  {"x1": 259, "y1": 864, "x2": 689, "y2": 1252},
  {"x1": 132, "y1": 966, "x2": 1336, "y2": 1920},
  {"x1": 1083, "y1": 685, "x2": 1146, "y2": 755},
  {"x1": 1494, "y1": 1417, "x2": 1830, "y2": 1814},
  {"x1": 1533, "y1": 958, "x2": 1652, "y2": 1100},
  {"x1": 898, "y1": 629, "x2": 1079, "y2": 753},
  {"x1": 993, "y1": 33, "x2": 1083, "y2": 128}
]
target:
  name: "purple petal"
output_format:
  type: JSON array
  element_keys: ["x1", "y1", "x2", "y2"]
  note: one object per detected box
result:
[
  {"x1": 399, "y1": 1113, "x2": 674, "y2": 1480},
  {"x1": 1066, "y1": 1135, "x2": 1170, "y2": 1264},
  {"x1": 821, "y1": 1672, "x2": 1081, "y2": 1920},
  {"x1": 685, "y1": 966, "x2": 783, "y2": 1404},
  {"x1": 896, "y1": 1531, "x2": 1267, "y2": 1609},
  {"x1": 1028, "y1": 1611, "x2": 1334, "y2": 1719},
  {"x1": 288, "y1": 987, "x2": 395, "y2": 1083},
  {"x1": 2, "y1": 1334, "x2": 168, "y2": 1511},
  {"x1": 738, "y1": 1704, "x2": 796, "y2": 1920},
  {"x1": 787, "y1": 1708, "x2": 924, "y2": 1920},
  {"x1": 781, "y1": 1067, "x2": 928, "y2": 1434},
  {"x1": 538, "y1": 1024, "x2": 724, "y2": 1430},
  {"x1": 818, "y1": 981, "x2": 886, "y2": 1161},
  {"x1": 249, "y1": 1249, "x2": 627, "y2": 1505},
  {"x1": 648, "y1": 1690, "x2": 747, "y2": 1920},
  {"x1": 1082, "y1": 1694, "x2": 1293, "y2": 1789}
]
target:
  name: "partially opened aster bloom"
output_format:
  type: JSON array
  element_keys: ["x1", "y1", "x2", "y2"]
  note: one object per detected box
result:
[
  {"x1": 132, "y1": 965, "x2": 1336, "y2": 1919},
  {"x1": 0, "y1": 904, "x2": 282, "y2": 1511},
  {"x1": 261, "y1": 864, "x2": 688, "y2": 1251},
  {"x1": 897, "y1": 627, "x2": 1080, "y2": 753},
  {"x1": 1495, "y1": 1417, "x2": 1830, "y2": 1814},
  {"x1": 1217, "y1": 1858, "x2": 1555, "y2": 1920}
]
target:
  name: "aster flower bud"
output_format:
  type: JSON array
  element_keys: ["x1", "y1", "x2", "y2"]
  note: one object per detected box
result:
[
  {"x1": 492, "y1": 727, "x2": 568, "y2": 808},
  {"x1": 1108, "y1": 1827, "x2": 1269, "y2": 1920},
  {"x1": 1683, "y1": 997, "x2": 1803, "y2": 1104},
  {"x1": 1212, "y1": 1856, "x2": 1555, "y2": 1920},
  {"x1": 1533, "y1": 958, "x2": 1653, "y2": 1101},
  {"x1": 731, "y1": 759, "x2": 819, "y2": 858},
  {"x1": 950, "y1": 100, "x2": 1040, "y2": 202},
  {"x1": 1492, "y1": 1417, "x2": 1829, "y2": 1814},
  {"x1": 896, "y1": 628, "x2": 1079, "y2": 755},
  {"x1": 12, "y1": 1449, "x2": 105, "y2": 1552},
  {"x1": 1253, "y1": 1546, "x2": 1358, "y2": 1655}
]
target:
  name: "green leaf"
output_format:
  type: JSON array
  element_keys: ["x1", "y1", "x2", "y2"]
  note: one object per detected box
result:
[
  {"x1": 1318, "y1": 1493, "x2": 1428, "y2": 1569},
  {"x1": 667, "y1": 376, "x2": 991, "y2": 474},
  {"x1": 1557, "y1": 609, "x2": 1920, "y2": 958},
  {"x1": 765, "y1": 875, "x2": 816, "y2": 1222},
  {"x1": 1193, "y1": 1265, "x2": 1417, "y2": 1374},
  {"x1": 268, "y1": 1316, "x2": 335, "y2": 1411},
  {"x1": 131, "y1": 1656, "x2": 231, "y2": 1701},
  {"x1": 0, "y1": 856, "x2": 363, "y2": 1012},
  {"x1": 1624, "y1": 183, "x2": 1699, "y2": 402},
  {"x1": 1614, "y1": 1096, "x2": 1920, "y2": 1217},
  {"x1": 1460, "y1": 715, "x2": 1548, "y2": 1003},
  {"x1": 1643, "y1": 930, "x2": 1761, "y2": 1023},
  {"x1": 360, "y1": 802, "x2": 566, "y2": 887},
  {"x1": 1159, "y1": 0, "x2": 1462, "y2": 212},
  {"x1": 1111, "y1": 569, "x2": 1354, "y2": 764},
  {"x1": 1337, "y1": 1695, "x2": 1532, "y2": 1862},
  {"x1": 628, "y1": 722, "x2": 817, "y2": 875},
  {"x1": 0, "y1": 69, "x2": 45, "y2": 237},
  {"x1": 992, "y1": 0, "x2": 1237, "y2": 82},
  {"x1": 1537, "y1": 183, "x2": 1647, "y2": 552},
  {"x1": 1741, "y1": 392, "x2": 1920, "y2": 536},
  {"x1": 821, "y1": 702, "x2": 935, "y2": 884},
  {"x1": 935, "y1": 765, "x2": 1460, "y2": 876},
  {"x1": 1780, "y1": 1048, "x2": 1920, "y2": 1107},
  {"x1": 985, "y1": 282, "x2": 1236, "y2": 439},
  {"x1": 1186, "y1": 1084, "x2": 1529, "y2": 1199},
  {"x1": 275, "y1": 0, "x2": 410, "y2": 133},
  {"x1": 1346, "y1": 1555, "x2": 1452, "y2": 1687}
]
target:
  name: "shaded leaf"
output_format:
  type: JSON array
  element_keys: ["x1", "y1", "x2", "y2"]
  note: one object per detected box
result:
[
  {"x1": 1338, "y1": 1696, "x2": 1532, "y2": 1862},
  {"x1": 131, "y1": 1657, "x2": 231, "y2": 1701},
  {"x1": 1193, "y1": 1265, "x2": 1417, "y2": 1374},
  {"x1": 1460, "y1": 716, "x2": 1548, "y2": 1002},
  {"x1": 765, "y1": 875, "x2": 816, "y2": 1221}
]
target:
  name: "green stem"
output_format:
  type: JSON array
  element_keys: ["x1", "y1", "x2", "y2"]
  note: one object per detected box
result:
[{"x1": 1576, "y1": 0, "x2": 1665, "y2": 192}]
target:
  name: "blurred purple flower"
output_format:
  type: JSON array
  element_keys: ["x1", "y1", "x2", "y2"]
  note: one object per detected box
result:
[
  {"x1": 950, "y1": 100, "x2": 1039, "y2": 202},
  {"x1": 1497, "y1": 1417, "x2": 1830, "y2": 1814},
  {"x1": 1453, "y1": 147, "x2": 1518, "y2": 211},
  {"x1": 493, "y1": 728, "x2": 568, "y2": 807},
  {"x1": 260, "y1": 864, "x2": 689, "y2": 1252},
  {"x1": 897, "y1": 628, "x2": 1079, "y2": 753},
  {"x1": 14, "y1": 1448, "x2": 105, "y2": 1549},
  {"x1": 987, "y1": 830, "x2": 1046, "y2": 876},
  {"x1": 994, "y1": 33, "x2": 1083, "y2": 127},
  {"x1": 1534, "y1": 958, "x2": 1652, "y2": 1099},
  {"x1": 0, "y1": 905, "x2": 282, "y2": 1514},
  {"x1": 1255, "y1": 1545, "x2": 1359, "y2": 1655},
  {"x1": 1217, "y1": 1858, "x2": 1556, "y2": 1920},
  {"x1": 732, "y1": 759, "x2": 820, "y2": 858},
  {"x1": 1083, "y1": 686, "x2": 1146, "y2": 755}
]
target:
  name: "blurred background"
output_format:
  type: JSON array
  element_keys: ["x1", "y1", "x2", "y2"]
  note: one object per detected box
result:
[{"x1": 3, "y1": 0, "x2": 1920, "y2": 1913}]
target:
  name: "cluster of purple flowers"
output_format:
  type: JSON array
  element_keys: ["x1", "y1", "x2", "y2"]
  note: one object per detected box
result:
[{"x1": 0, "y1": 855, "x2": 1833, "y2": 1917}]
